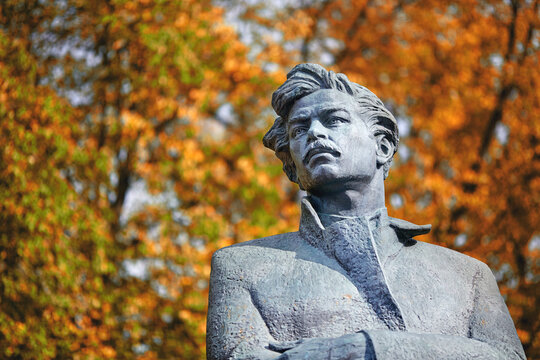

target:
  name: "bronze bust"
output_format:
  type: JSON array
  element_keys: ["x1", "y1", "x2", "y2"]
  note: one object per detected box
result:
[{"x1": 206, "y1": 64, "x2": 525, "y2": 360}]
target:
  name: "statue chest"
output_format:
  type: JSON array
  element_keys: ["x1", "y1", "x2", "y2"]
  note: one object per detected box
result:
[
  {"x1": 249, "y1": 253, "x2": 473, "y2": 341},
  {"x1": 250, "y1": 259, "x2": 388, "y2": 341}
]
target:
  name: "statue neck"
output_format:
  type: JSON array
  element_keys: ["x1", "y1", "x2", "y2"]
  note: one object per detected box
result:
[{"x1": 307, "y1": 171, "x2": 386, "y2": 218}]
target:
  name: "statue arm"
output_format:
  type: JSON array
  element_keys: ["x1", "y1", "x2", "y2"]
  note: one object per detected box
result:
[
  {"x1": 362, "y1": 331, "x2": 522, "y2": 359},
  {"x1": 277, "y1": 261, "x2": 525, "y2": 360},
  {"x1": 363, "y1": 261, "x2": 526, "y2": 360},
  {"x1": 206, "y1": 248, "x2": 279, "y2": 360}
]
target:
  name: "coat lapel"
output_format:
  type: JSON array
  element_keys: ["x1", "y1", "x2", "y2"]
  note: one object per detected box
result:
[{"x1": 299, "y1": 197, "x2": 407, "y2": 331}]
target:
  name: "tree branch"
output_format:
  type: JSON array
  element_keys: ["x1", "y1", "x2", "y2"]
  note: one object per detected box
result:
[{"x1": 476, "y1": 0, "x2": 520, "y2": 160}]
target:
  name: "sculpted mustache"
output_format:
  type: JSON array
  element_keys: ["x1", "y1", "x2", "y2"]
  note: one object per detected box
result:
[{"x1": 302, "y1": 141, "x2": 341, "y2": 163}]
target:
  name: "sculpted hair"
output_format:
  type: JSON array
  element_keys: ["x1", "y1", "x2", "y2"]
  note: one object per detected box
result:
[{"x1": 263, "y1": 63, "x2": 399, "y2": 186}]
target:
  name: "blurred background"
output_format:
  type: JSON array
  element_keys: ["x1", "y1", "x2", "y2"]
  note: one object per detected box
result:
[{"x1": 0, "y1": 0, "x2": 538, "y2": 358}]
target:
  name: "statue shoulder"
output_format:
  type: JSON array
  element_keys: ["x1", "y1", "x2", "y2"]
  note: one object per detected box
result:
[
  {"x1": 415, "y1": 239, "x2": 490, "y2": 271},
  {"x1": 388, "y1": 216, "x2": 489, "y2": 274},
  {"x1": 210, "y1": 231, "x2": 303, "y2": 276}
]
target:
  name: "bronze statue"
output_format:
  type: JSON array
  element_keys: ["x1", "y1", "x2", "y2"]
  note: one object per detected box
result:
[{"x1": 206, "y1": 64, "x2": 525, "y2": 360}]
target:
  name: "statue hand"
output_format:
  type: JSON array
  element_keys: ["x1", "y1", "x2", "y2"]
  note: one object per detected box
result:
[
  {"x1": 271, "y1": 333, "x2": 371, "y2": 360},
  {"x1": 268, "y1": 339, "x2": 304, "y2": 353}
]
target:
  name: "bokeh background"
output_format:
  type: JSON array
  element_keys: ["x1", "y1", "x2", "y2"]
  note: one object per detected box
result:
[{"x1": 0, "y1": 0, "x2": 538, "y2": 358}]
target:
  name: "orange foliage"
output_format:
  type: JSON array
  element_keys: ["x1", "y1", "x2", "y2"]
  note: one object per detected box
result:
[{"x1": 0, "y1": 0, "x2": 538, "y2": 358}]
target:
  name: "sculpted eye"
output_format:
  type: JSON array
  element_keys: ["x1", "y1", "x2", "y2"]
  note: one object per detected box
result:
[
  {"x1": 291, "y1": 127, "x2": 306, "y2": 138},
  {"x1": 327, "y1": 116, "x2": 348, "y2": 125}
]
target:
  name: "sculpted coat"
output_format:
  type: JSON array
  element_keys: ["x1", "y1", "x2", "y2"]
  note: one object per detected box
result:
[{"x1": 206, "y1": 199, "x2": 525, "y2": 359}]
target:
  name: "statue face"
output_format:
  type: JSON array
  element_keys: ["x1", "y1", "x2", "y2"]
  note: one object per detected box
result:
[{"x1": 288, "y1": 89, "x2": 378, "y2": 194}]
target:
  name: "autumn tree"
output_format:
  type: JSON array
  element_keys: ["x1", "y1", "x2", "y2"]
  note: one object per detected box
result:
[
  {"x1": 1, "y1": 0, "x2": 295, "y2": 358},
  {"x1": 2, "y1": 0, "x2": 538, "y2": 358}
]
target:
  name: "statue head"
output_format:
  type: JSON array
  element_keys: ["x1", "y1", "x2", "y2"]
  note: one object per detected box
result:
[{"x1": 263, "y1": 63, "x2": 399, "y2": 192}]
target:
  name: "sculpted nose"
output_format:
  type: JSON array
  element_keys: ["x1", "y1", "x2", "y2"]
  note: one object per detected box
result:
[{"x1": 307, "y1": 120, "x2": 327, "y2": 141}]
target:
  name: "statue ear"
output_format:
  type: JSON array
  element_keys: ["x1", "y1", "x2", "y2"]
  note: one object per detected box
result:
[{"x1": 376, "y1": 135, "x2": 394, "y2": 168}]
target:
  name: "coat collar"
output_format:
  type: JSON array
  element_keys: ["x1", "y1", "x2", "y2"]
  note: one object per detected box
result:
[
  {"x1": 298, "y1": 196, "x2": 420, "y2": 331},
  {"x1": 298, "y1": 196, "x2": 431, "y2": 261}
]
